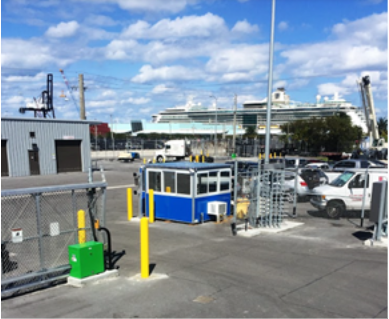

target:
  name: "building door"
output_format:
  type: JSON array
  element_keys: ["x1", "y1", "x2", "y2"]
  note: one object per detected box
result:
[
  {"x1": 2, "y1": 140, "x2": 9, "y2": 176},
  {"x1": 28, "y1": 150, "x2": 40, "y2": 175},
  {"x1": 56, "y1": 140, "x2": 82, "y2": 173}
]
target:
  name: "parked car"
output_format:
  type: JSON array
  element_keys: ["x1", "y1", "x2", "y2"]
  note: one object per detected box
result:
[
  {"x1": 284, "y1": 168, "x2": 329, "y2": 202},
  {"x1": 305, "y1": 163, "x2": 330, "y2": 171},
  {"x1": 332, "y1": 159, "x2": 386, "y2": 172},
  {"x1": 285, "y1": 158, "x2": 310, "y2": 169}
]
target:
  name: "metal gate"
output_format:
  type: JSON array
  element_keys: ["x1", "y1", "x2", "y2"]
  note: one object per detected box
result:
[{"x1": 1, "y1": 181, "x2": 107, "y2": 297}]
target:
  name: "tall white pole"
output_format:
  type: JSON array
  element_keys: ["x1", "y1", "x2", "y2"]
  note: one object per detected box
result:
[
  {"x1": 264, "y1": 0, "x2": 276, "y2": 164},
  {"x1": 232, "y1": 94, "x2": 237, "y2": 155}
]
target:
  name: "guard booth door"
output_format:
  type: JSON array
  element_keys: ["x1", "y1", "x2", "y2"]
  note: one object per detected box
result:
[{"x1": 28, "y1": 150, "x2": 40, "y2": 175}]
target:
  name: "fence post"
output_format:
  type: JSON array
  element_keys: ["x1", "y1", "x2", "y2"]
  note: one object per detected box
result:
[{"x1": 35, "y1": 194, "x2": 45, "y2": 270}]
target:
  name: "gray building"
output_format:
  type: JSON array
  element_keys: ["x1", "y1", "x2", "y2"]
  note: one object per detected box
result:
[{"x1": 1, "y1": 117, "x2": 99, "y2": 177}]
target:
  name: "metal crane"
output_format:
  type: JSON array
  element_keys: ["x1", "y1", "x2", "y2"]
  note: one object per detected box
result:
[
  {"x1": 19, "y1": 73, "x2": 55, "y2": 118},
  {"x1": 59, "y1": 69, "x2": 80, "y2": 114},
  {"x1": 358, "y1": 75, "x2": 388, "y2": 159}
]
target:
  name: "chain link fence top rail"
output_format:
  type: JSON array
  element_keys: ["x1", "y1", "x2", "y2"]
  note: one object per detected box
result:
[{"x1": 1, "y1": 182, "x2": 107, "y2": 297}]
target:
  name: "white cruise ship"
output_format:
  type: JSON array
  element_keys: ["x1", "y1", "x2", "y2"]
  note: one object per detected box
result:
[{"x1": 152, "y1": 88, "x2": 368, "y2": 133}]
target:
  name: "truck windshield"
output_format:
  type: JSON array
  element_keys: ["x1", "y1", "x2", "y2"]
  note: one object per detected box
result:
[
  {"x1": 329, "y1": 171, "x2": 355, "y2": 187},
  {"x1": 372, "y1": 139, "x2": 379, "y2": 147}
]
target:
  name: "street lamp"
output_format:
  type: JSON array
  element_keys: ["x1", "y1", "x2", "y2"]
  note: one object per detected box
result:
[{"x1": 210, "y1": 95, "x2": 218, "y2": 156}]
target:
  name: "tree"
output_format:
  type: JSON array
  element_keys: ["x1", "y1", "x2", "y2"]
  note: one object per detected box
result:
[
  {"x1": 244, "y1": 126, "x2": 257, "y2": 138},
  {"x1": 377, "y1": 117, "x2": 388, "y2": 141},
  {"x1": 280, "y1": 114, "x2": 363, "y2": 153}
]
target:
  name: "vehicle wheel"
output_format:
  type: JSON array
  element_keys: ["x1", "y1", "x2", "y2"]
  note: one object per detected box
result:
[
  {"x1": 157, "y1": 156, "x2": 164, "y2": 163},
  {"x1": 326, "y1": 200, "x2": 345, "y2": 219}
]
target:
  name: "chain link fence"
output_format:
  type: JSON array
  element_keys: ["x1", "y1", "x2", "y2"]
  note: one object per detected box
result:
[{"x1": 1, "y1": 182, "x2": 107, "y2": 297}]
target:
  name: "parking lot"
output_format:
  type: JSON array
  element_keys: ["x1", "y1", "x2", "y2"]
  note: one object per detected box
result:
[{"x1": 1, "y1": 159, "x2": 387, "y2": 318}]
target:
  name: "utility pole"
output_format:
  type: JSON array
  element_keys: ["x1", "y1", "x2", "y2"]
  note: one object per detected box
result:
[
  {"x1": 110, "y1": 114, "x2": 115, "y2": 157},
  {"x1": 232, "y1": 94, "x2": 237, "y2": 155},
  {"x1": 79, "y1": 74, "x2": 86, "y2": 120},
  {"x1": 264, "y1": 0, "x2": 276, "y2": 164}
]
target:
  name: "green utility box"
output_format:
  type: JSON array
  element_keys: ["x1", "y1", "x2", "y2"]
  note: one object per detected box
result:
[{"x1": 68, "y1": 241, "x2": 105, "y2": 279}]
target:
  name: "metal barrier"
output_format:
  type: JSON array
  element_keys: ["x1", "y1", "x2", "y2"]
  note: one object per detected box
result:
[
  {"x1": 233, "y1": 160, "x2": 293, "y2": 229},
  {"x1": 1, "y1": 181, "x2": 107, "y2": 297}
]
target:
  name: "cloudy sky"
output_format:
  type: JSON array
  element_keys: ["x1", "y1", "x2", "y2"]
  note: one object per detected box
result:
[{"x1": 1, "y1": 0, "x2": 388, "y2": 123}]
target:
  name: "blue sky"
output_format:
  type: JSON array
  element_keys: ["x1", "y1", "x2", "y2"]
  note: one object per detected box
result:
[{"x1": 1, "y1": 0, "x2": 388, "y2": 125}]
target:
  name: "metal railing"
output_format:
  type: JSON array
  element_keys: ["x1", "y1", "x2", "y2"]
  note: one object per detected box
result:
[{"x1": 1, "y1": 181, "x2": 107, "y2": 297}]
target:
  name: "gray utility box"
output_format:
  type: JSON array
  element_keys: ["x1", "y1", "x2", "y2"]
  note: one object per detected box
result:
[{"x1": 369, "y1": 181, "x2": 388, "y2": 223}]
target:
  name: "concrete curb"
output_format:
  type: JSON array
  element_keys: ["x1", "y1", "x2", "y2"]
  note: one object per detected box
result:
[
  {"x1": 67, "y1": 269, "x2": 119, "y2": 288},
  {"x1": 128, "y1": 273, "x2": 169, "y2": 282},
  {"x1": 236, "y1": 220, "x2": 304, "y2": 237}
]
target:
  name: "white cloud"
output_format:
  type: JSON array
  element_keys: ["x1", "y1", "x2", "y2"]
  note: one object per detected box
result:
[
  {"x1": 280, "y1": 12, "x2": 387, "y2": 78},
  {"x1": 278, "y1": 21, "x2": 288, "y2": 31},
  {"x1": 92, "y1": 0, "x2": 197, "y2": 13},
  {"x1": 206, "y1": 44, "x2": 269, "y2": 74},
  {"x1": 84, "y1": 14, "x2": 118, "y2": 26},
  {"x1": 2, "y1": 72, "x2": 47, "y2": 82},
  {"x1": 125, "y1": 97, "x2": 150, "y2": 104},
  {"x1": 45, "y1": 21, "x2": 79, "y2": 38},
  {"x1": 122, "y1": 13, "x2": 228, "y2": 39},
  {"x1": 231, "y1": 20, "x2": 259, "y2": 34},
  {"x1": 2, "y1": 39, "x2": 74, "y2": 68},
  {"x1": 132, "y1": 65, "x2": 205, "y2": 83},
  {"x1": 152, "y1": 85, "x2": 176, "y2": 94}
]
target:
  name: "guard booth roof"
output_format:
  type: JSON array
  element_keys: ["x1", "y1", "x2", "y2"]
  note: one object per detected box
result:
[{"x1": 144, "y1": 162, "x2": 231, "y2": 171}]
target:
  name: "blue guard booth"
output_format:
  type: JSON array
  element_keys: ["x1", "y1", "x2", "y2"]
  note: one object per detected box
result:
[{"x1": 140, "y1": 162, "x2": 231, "y2": 223}]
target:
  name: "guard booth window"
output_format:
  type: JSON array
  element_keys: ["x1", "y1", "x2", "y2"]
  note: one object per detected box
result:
[
  {"x1": 220, "y1": 171, "x2": 230, "y2": 191},
  {"x1": 197, "y1": 173, "x2": 208, "y2": 194},
  {"x1": 177, "y1": 173, "x2": 190, "y2": 195},
  {"x1": 164, "y1": 171, "x2": 176, "y2": 193},
  {"x1": 209, "y1": 171, "x2": 217, "y2": 193},
  {"x1": 148, "y1": 171, "x2": 161, "y2": 192}
]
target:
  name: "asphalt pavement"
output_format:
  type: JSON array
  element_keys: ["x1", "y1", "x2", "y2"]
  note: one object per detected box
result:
[{"x1": 1, "y1": 159, "x2": 387, "y2": 318}]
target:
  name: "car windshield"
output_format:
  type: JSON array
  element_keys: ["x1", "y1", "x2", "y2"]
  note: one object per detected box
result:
[{"x1": 330, "y1": 171, "x2": 355, "y2": 187}]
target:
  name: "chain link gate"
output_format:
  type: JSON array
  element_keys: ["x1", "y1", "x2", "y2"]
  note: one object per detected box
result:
[{"x1": 1, "y1": 181, "x2": 107, "y2": 297}]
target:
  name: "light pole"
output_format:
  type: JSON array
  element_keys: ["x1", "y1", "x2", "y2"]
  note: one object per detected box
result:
[{"x1": 210, "y1": 95, "x2": 218, "y2": 156}]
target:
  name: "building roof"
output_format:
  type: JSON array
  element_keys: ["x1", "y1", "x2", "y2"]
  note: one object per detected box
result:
[{"x1": 1, "y1": 117, "x2": 101, "y2": 125}]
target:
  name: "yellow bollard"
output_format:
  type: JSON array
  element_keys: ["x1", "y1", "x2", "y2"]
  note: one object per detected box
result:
[
  {"x1": 94, "y1": 219, "x2": 100, "y2": 230},
  {"x1": 152, "y1": 158, "x2": 156, "y2": 164},
  {"x1": 163, "y1": 157, "x2": 165, "y2": 163},
  {"x1": 201, "y1": 150, "x2": 203, "y2": 155},
  {"x1": 77, "y1": 210, "x2": 86, "y2": 244},
  {"x1": 270, "y1": 153, "x2": 272, "y2": 159},
  {"x1": 127, "y1": 188, "x2": 133, "y2": 221},
  {"x1": 166, "y1": 186, "x2": 171, "y2": 193},
  {"x1": 207, "y1": 151, "x2": 209, "y2": 157},
  {"x1": 149, "y1": 189, "x2": 154, "y2": 223},
  {"x1": 140, "y1": 217, "x2": 149, "y2": 278},
  {"x1": 259, "y1": 153, "x2": 261, "y2": 159},
  {"x1": 279, "y1": 152, "x2": 282, "y2": 158},
  {"x1": 143, "y1": 158, "x2": 146, "y2": 164},
  {"x1": 202, "y1": 155, "x2": 205, "y2": 163},
  {"x1": 274, "y1": 152, "x2": 276, "y2": 158}
]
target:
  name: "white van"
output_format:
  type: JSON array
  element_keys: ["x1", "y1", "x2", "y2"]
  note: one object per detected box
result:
[{"x1": 310, "y1": 168, "x2": 387, "y2": 218}]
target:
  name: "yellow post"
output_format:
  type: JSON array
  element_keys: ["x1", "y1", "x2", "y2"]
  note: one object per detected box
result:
[
  {"x1": 143, "y1": 158, "x2": 146, "y2": 164},
  {"x1": 127, "y1": 188, "x2": 133, "y2": 221},
  {"x1": 279, "y1": 152, "x2": 282, "y2": 158},
  {"x1": 94, "y1": 219, "x2": 100, "y2": 230},
  {"x1": 270, "y1": 153, "x2": 272, "y2": 159},
  {"x1": 163, "y1": 157, "x2": 165, "y2": 163},
  {"x1": 189, "y1": 155, "x2": 192, "y2": 162},
  {"x1": 166, "y1": 186, "x2": 171, "y2": 193},
  {"x1": 259, "y1": 153, "x2": 261, "y2": 159},
  {"x1": 196, "y1": 155, "x2": 199, "y2": 163},
  {"x1": 140, "y1": 217, "x2": 149, "y2": 278},
  {"x1": 152, "y1": 158, "x2": 156, "y2": 164},
  {"x1": 201, "y1": 150, "x2": 203, "y2": 155},
  {"x1": 149, "y1": 189, "x2": 154, "y2": 223},
  {"x1": 77, "y1": 210, "x2": 86, "y2": 244},
  {"x1": 207, "y1": 151, "x2": 209, "y2": 157},
  {"x1": 202, "y1": 155, "x2": 205, "y2": 163},
  {"x1": 274, "y1": 152, "x2": 276, "y2": 158}
]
